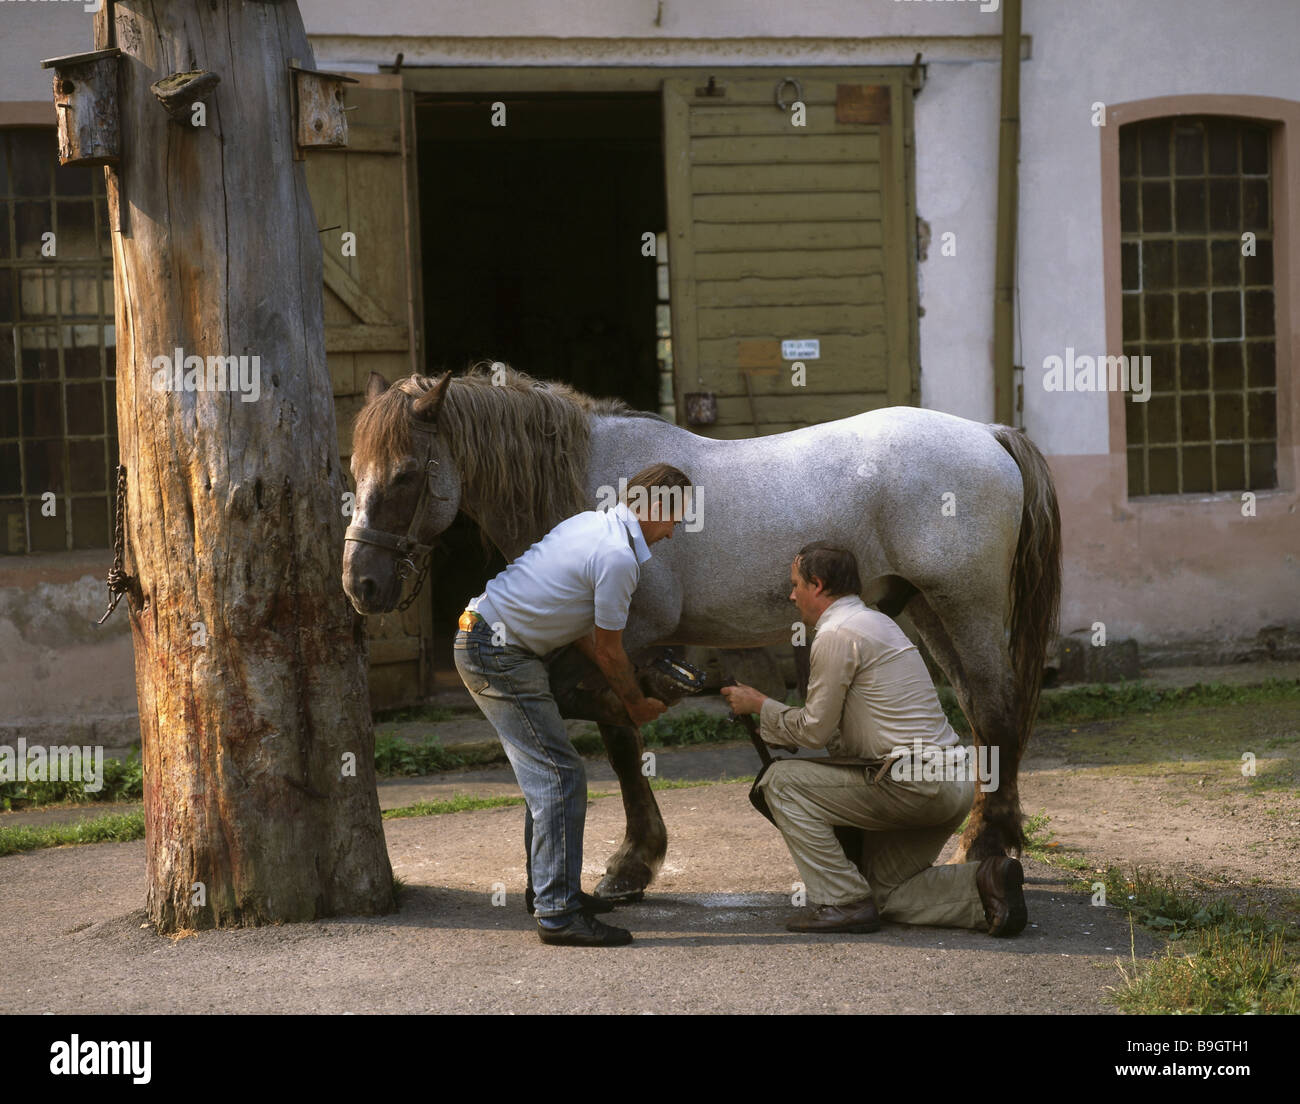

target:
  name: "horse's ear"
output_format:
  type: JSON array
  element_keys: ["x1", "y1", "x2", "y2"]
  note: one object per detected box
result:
[
  {"x1": 365, "y1": 372, "x2": 390, "y2": 402},
  {"x1": 412, "y1": 371, "x2": 452, "y2": 423}
]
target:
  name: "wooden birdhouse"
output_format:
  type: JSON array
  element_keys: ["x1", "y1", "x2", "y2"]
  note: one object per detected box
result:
[
  {"x1": 289, "y1": 62, "x2": 358, "y2": 152},
  {"x1": 40, "y1": 48, "x2": 122, "y2": 167}
]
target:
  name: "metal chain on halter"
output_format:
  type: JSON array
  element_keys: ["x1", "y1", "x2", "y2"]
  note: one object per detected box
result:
[
  {"x1": 394, "y1": 552, "x2": 431, "y2": 612},
  {"x1": 97, "y1": 464, "x2": 133, "y2": 625}
]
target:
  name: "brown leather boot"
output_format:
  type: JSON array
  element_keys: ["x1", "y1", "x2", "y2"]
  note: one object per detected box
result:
[
  {"x1": 786, "y1": 898, "x2": 881, "y2": 933},
  {"x1": 976, "y1": 856, "x2": 1028, "y2": 937}
]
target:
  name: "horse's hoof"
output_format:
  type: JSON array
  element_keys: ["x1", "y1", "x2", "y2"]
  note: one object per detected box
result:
[{"x1": 594, "y1": 874, "x2": 648, "y2": 903}]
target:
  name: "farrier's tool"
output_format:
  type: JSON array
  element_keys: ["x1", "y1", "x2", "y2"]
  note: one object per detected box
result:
[{"x1": 722, "y1": 677, "x2": 784, "y2": 825}]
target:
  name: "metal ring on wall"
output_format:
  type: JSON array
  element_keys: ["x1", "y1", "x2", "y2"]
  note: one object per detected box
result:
[{"x1": 775, "y1": 77, "x2": 803, "y2": 111}]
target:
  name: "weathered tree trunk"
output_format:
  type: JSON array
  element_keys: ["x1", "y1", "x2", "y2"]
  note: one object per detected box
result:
[{"x1": 91, "y1": 0, "x2": 392, "y2": 930}]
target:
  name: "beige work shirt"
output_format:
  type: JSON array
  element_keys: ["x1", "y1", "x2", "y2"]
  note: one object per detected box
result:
[{"x1": 759, "y1": 595, "x2": 960, "y2": 759}]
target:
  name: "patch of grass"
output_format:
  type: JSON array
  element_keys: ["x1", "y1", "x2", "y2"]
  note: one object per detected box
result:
[
  {"x1": 373, "y1": 704, "x2": 464, "y2": 724},
  {"x1": 1039, "y1": 678, "x2": 1300, "y2": 724},
  {"x1": 1025, "y1": 810, "x2": 1300, "y2": 1013},
  {"x1": 383, "y1": 793, "x2": 528, "y2": 818},
  {"x1": 641, "y1": 710, "x2": 752, "y2": 748},
  {"x1": 649, "y1": 775, "x2": 754, "y2": 791},
  {"x1": 0, "y1": 750, "x2": 144, "y2": 810},
  {"x1": 372, "y1": 733, "x2": 516, "y2": 776},
  {"x1": 1106, "y1": 868, "x2": 1300, "y2": 1014},
  {"x1": 940, "y1": 677, "x2": 1300, "y2": 740},
  {"x1": 1022, "y1": 808, "x2": 1090, "y2": 871},
  {"x1": 0, "y1": 810, "x2": 146, "y2": 856},
  {"x1": 380, "y1": 774, "x2": 756, "y2": 820},
  {"x1": 1113, "y1": 924, "x2": 1299, "y2": 1014}
]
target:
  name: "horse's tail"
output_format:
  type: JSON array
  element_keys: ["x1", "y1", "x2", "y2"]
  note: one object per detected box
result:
[{"x1": 990, "y1": 425, "x2": 1062, "y2": 757}]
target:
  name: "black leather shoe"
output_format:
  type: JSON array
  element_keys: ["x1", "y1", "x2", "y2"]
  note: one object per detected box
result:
[
  {"x1": 976, "y1": 856, "x2": 1028, "y2": 937},
  {"x1": 536, "y1": 912, "x2": 633, "y2": 947},
  {"x1": 786, "y1": 898, "x2": 881, "y2": 933},
  {"x1": 525, "y1": 887, "x2": 616, "y2": 916}
]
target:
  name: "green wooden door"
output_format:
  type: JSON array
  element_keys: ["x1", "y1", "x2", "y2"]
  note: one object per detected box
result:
[
  {"x1": 304, "y1": 73, "x2": 429, "y2": 707},
  {"x1": 662, "y1": 71, "x2": 917, "y2": 436}
]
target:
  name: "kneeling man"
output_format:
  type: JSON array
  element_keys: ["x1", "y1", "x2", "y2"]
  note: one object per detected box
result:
[{"x1": 721, "y1": 543, "x2": 1026, "y2": 937}]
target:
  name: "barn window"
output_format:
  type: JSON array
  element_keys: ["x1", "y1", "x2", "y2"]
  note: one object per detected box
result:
[
  {"x1": 1120, "y1": 116, "x2": 1277, "y2": 496},
  {"x1": 0, "y1": 128, "x2": 116, "y2": 553}
]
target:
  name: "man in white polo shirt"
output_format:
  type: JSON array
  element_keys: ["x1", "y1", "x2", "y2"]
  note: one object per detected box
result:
[{"x1": 454, "y1": 463, "x2": 691, "y2": 947}]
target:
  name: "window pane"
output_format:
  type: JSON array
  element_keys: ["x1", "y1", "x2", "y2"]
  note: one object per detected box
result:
[
  {"x1": 1215, "y1": 392, "x2": 1243, "y2": 439},
  {"x1": 1210, "y1": 291, "x2": 1241, "y2": 338},
  {"x1": 26, "y1": 499, "x2": 64, "y2": 552},
  {"x1": 1177, "y1": 292, "x2": 1207, "y2": 339},
  {"x1": 1213, "y1": 342, "x2": 1243, "y2": 390},
  {"x1": 1141, "y1": 181, "x2": 1171, "y2": 232},
  {"x1": 1179, "y1": 343, "x2": 1209, "y2": 391},
  {"x1": 1246, "y1": 391, "x2": 1276, "y2": 440},
  {"x1": 68, "y1": 438, "x2": 105, "y2": 492},
  {"x1": 1142, "y1": 240, "x2": 1173, "y2": 288},
  {"x1": 1207, "y1": 179, "x2": 1240, "y2": 232},
  {"x1": 1246, "y1": 341, "x2": 1274, "y2": 388},
  {"x1": 1140, "y1": 122, "x2": 1170, "y2": 175},
  {"x1": 23, "y1": 438, "x2": 63, "y2": 491},
  {"x1": 1184, "y1": 445, "x2": 1212, "y2": 492},
  {"x1": 1207, "y1": 120, "x2": 1237, "y2": 174},
  {"x1": 1176, "y1": 240, "x2": 1207, "y2": 287},
  {"x1": 1174, "y1": 180, "x2": 1205, "y2": 232},
  {"x1": 1213, "y1": 444, "x2": 1243, "y2": 490},
  {"x1": 1240, "y1": 127, "x2": 1269, "y2": 175},
  {"x1": 65, "y1": 380, "x2": 104, "y2": 436},
  {"x1": 71, "y1": 495, "x2": 108, "y2": 549}
]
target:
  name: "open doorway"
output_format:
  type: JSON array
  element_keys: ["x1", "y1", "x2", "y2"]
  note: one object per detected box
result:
[{"x1": 414, "y1": 91, "x2": 667, "y2": 673}]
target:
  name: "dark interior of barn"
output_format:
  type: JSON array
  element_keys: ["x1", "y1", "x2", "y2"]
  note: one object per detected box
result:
[{"x1": 414, "y1": 93, "x2": 667, "y2": 669}]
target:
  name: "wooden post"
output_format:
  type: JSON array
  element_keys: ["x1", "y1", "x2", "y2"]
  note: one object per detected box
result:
[{"x1": 89, "y1": 0, "x2": 392, "y2": 931}]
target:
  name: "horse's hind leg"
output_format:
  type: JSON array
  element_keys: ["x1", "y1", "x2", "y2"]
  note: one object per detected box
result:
[
  {"x1": 909, "y1": 594, "x2": 1023, "y2": 861},
  {"x1": 904, "y1": 595, "x2": 975, "y2": 742},
  {"x1": 593, "y1": 722, "x2": 667, "y2": 901}
]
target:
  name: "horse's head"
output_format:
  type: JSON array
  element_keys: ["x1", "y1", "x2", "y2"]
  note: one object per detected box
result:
[{"x1": 343, "y1": 370, "x2": 461, "y2": 615}]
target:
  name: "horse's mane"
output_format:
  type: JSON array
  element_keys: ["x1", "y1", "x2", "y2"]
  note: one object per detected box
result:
[{"x1": 352, "y1": 362, "x2": 659, "y2": 551}]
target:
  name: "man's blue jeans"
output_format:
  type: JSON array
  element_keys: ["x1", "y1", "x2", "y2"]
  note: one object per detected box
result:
[{"x1": 453, "y1": 620, "x2": 587, "y2": 922}]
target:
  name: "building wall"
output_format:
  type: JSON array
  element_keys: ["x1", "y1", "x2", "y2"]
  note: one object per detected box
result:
[{"x1": 1016, "y1": 0, "x2": 1300, "y2": 658}]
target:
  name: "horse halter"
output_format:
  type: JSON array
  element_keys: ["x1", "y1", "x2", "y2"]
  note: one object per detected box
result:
[{"x1": 345, "y1": 420, "x2": 448, "y2": 612}]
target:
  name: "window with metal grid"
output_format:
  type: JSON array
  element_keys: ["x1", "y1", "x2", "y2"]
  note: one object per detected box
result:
[
  {"x1": 1120, "y1": 116, "x2": 1278, "y2": 496},
  {"x1": 0, "y1": 128, "x2": 117, "y2": 554}
]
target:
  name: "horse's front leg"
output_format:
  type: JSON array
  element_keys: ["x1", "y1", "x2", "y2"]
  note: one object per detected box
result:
[{"x1": 593, "y1": 721, "x2": 667, "y2": 901}]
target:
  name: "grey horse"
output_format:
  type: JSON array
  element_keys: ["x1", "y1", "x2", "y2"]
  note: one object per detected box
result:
[{"x1": 342, "y1": 365, "x2": 1061, "y2": 899}]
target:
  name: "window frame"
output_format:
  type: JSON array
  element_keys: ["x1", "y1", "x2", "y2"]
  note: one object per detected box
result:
[{"x1": 1101, "y1": 95, "x2": 1298, "y2": 504}]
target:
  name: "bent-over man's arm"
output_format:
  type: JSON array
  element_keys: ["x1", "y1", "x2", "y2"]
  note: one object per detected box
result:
[{"x1": 575, "y1": 629, "x2": 664, "y2": 726}]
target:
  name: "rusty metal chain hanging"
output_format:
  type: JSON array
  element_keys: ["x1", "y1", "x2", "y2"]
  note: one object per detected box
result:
[{"x1": 97, "y1": 464, "x2": 133, "y2": 625}]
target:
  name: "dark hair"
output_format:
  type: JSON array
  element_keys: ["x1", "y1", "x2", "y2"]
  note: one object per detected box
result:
[{"x1": 795, "y1": 542, "x2": 861, "y2": 598}]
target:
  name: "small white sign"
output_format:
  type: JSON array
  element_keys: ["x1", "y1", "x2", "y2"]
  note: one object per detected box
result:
[{"x1": 781, "y1": 339, "x2": 820, "y2": 360}]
